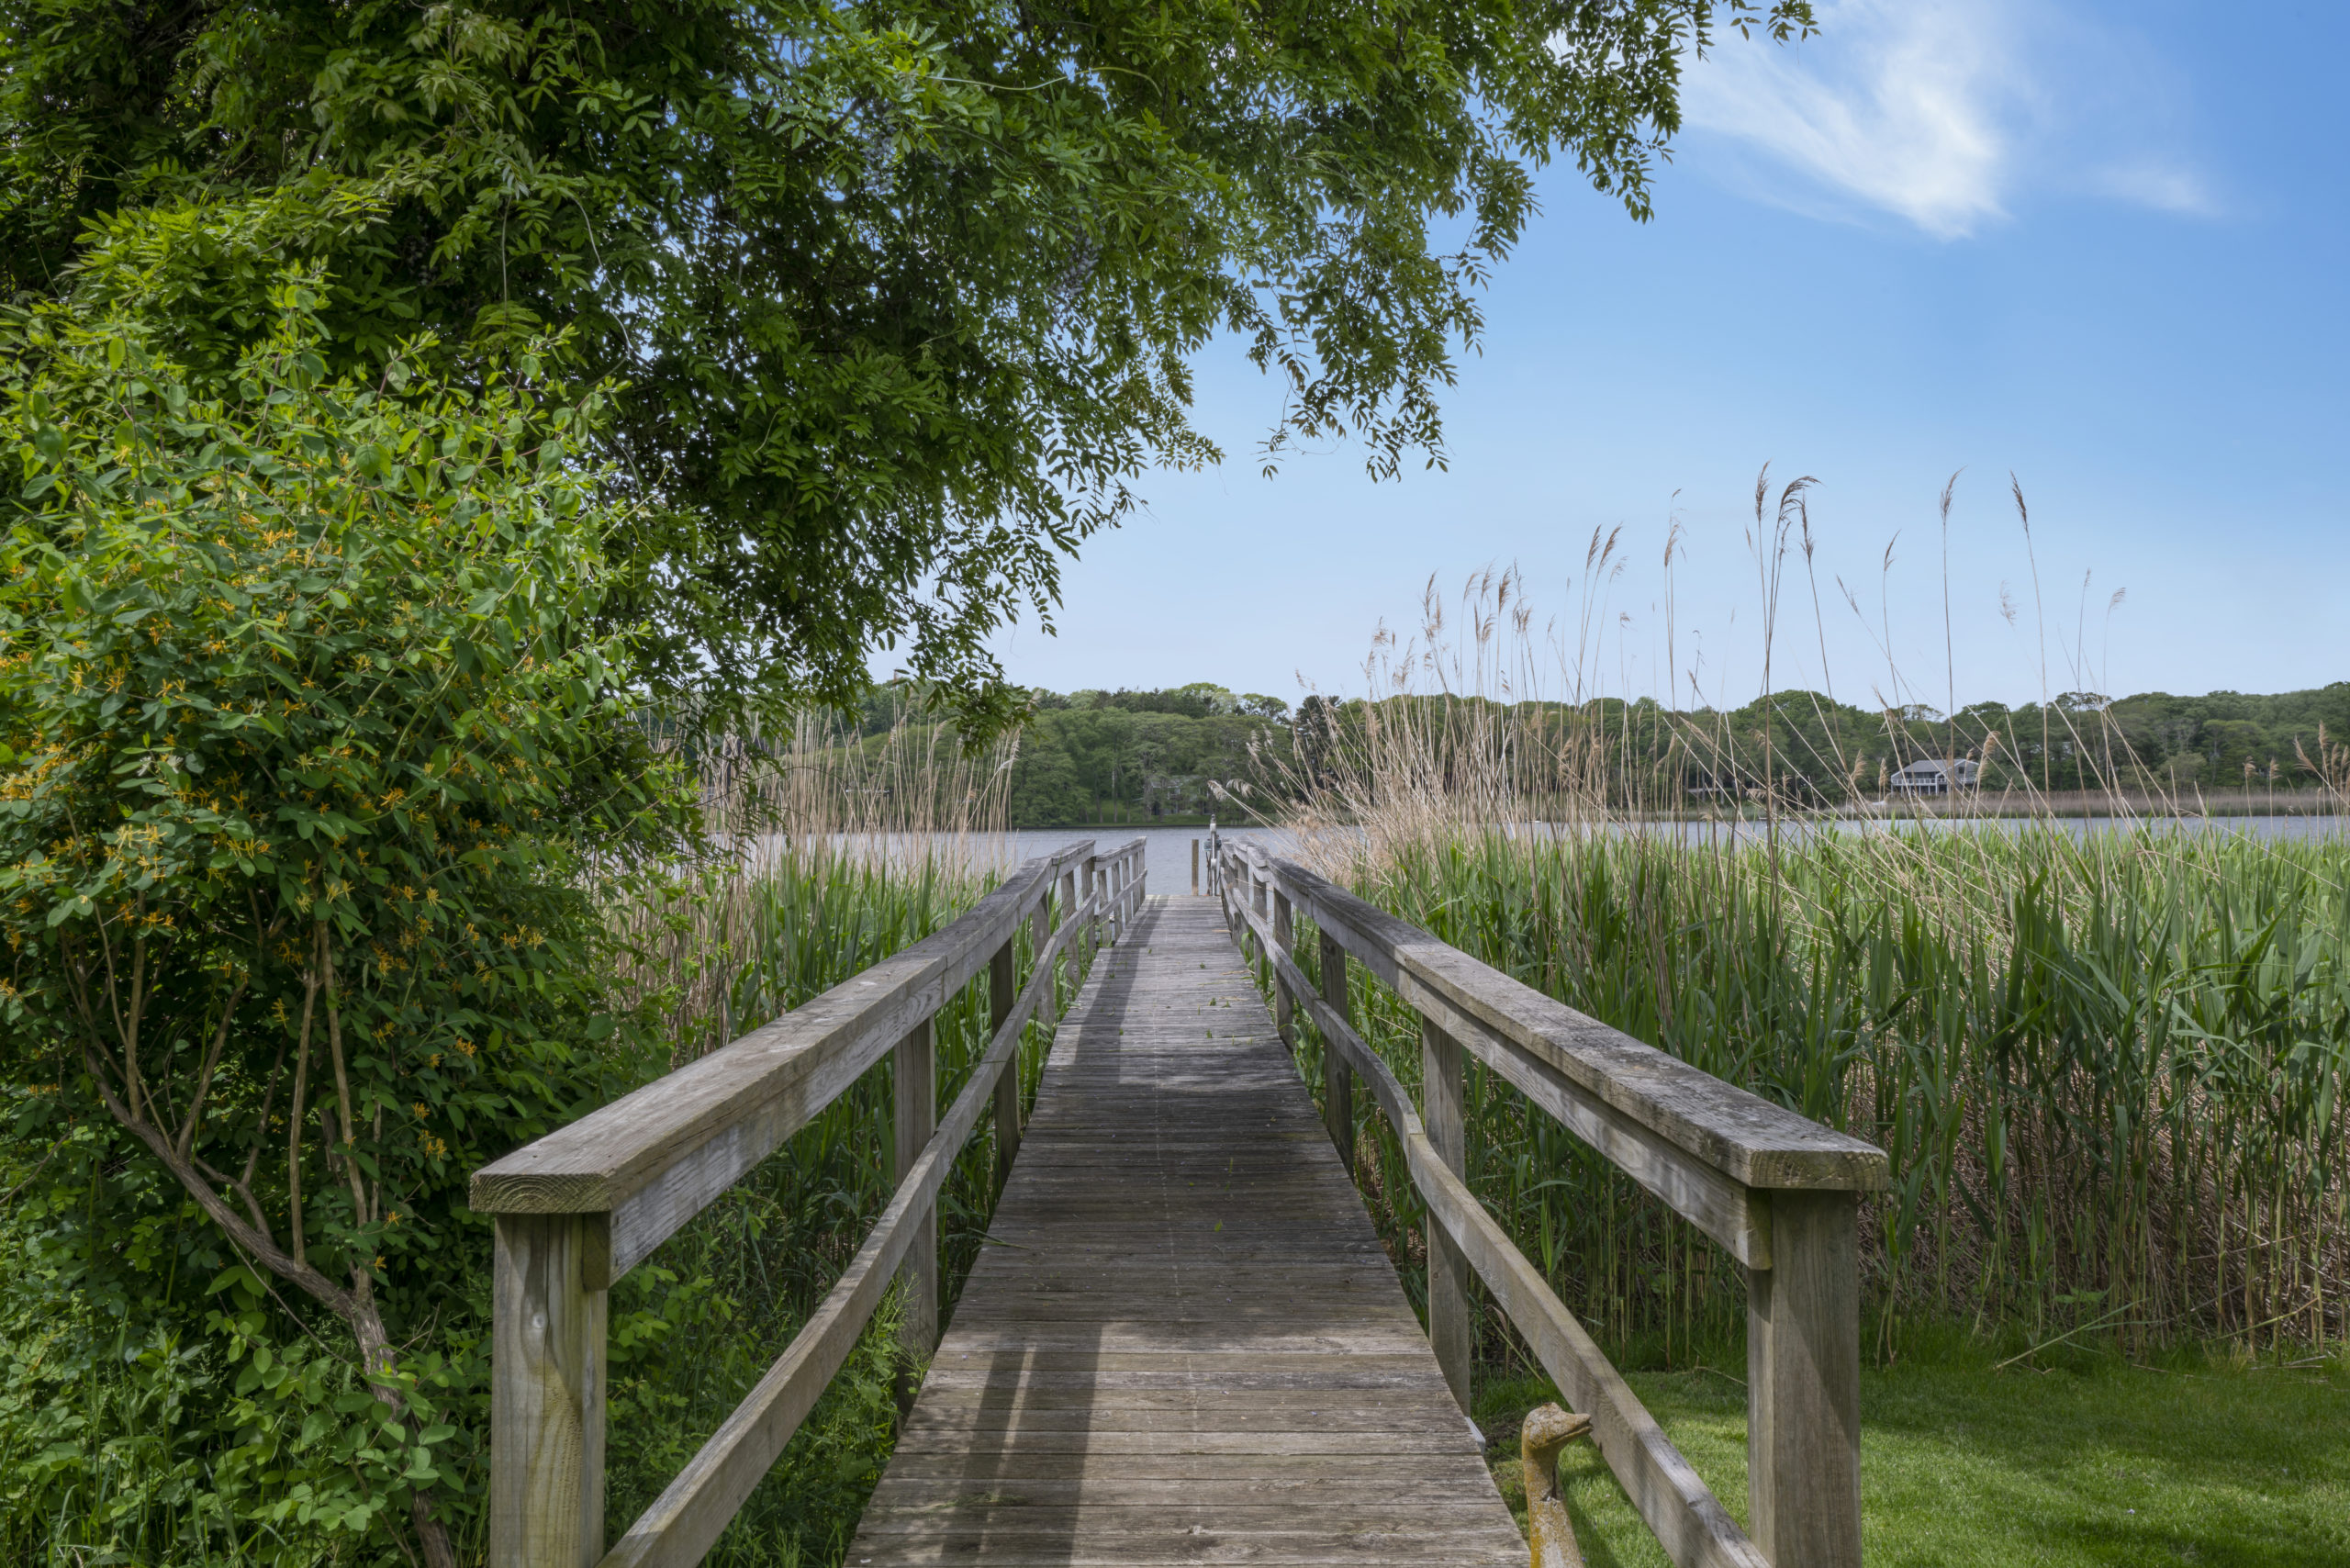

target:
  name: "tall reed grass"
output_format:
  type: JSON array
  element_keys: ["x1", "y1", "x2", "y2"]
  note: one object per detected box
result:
[
  {"x1": 623, "y1": 700, "x2": 1020, "y2": 1061},
  {"x1": 597, "y1": 700, "x2": 1073, "y2": 1566},
  {"x1": 1257, "y1": 567, "x2": 2349, "y2": 1366}
]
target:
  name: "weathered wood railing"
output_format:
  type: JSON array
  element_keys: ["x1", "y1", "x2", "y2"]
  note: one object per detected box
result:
[
  {"x1": 1216, "y1": 841, "x2": 1888, "y2": 1568},
  {"x1": 471, "y1": 836, "x2": 1147, "y2": 1568}
]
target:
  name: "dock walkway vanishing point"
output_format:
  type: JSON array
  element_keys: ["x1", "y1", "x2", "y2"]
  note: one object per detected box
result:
[
  {"x1": 848, "y1": 895, "x2": 1527, "y2": 1566},
  {"x1": 477, "y1": 837, "x2": 1883, "y2": 1568}
]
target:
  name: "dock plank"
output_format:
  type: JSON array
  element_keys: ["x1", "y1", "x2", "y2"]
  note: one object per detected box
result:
[{"x1": 847, "y1": 898, "x2": 1525, "y2": 1567}]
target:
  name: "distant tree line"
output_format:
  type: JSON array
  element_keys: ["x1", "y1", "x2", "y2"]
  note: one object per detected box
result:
[
  {"x1": 973, "y1": 680, "x2": 2350, "y2": 823},
  {"x1": 1653, "y1": 683, "x2": 2350, "y2": 801},
  {"x1": 1001, "y1": 685, "x2": 1292, "y2": 826}
]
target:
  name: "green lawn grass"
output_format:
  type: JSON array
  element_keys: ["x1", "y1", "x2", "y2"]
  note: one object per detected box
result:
[{"x1": 1478, "y1": 1337, "x2": 2350, "y2": 1568}]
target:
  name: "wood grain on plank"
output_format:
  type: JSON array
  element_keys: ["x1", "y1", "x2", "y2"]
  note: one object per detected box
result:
[
  {"x1": 849, "y1": 898, "x2": 1523, "y2": 1568},
  {"x1": 593, "y1": 869, "x2": 1118, "y2": 1568}
]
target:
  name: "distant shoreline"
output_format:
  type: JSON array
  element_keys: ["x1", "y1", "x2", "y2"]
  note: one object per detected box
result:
[
  {"x1": 1006, "y1": 792, "x2": 2343, "y2": 831},
  {"x1": 1820, "y1": 788, "x2": 2340, "y2": 821}
]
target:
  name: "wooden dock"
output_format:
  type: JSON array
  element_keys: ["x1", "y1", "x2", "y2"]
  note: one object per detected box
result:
[
  {"x1": 847, "y1": 895, "x2": 1527, "y2": 1566},
  {"x1": 478, "y1": 838, "x2": 1883, "y2": 1568}
]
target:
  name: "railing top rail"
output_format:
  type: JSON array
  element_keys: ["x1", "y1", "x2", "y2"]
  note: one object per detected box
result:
[
  {"x1": 1228, "y1": 842, "x2": 1887, "y2": 1193},
  {"x1": 473, "y1": 838, "x2": 1123, "y2": 1226},
  {"x1": 483, "y1": 834, "x2": 1148, "y2": 1568}
]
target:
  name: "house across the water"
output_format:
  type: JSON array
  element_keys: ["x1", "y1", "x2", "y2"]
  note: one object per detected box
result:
[{"x1": 1889, "y1": 757, "x2": 1980, "y2": 796}]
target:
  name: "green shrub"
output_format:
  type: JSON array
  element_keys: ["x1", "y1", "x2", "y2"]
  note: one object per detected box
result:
[{"x1": 0, "y1": 283, "x2": 697, "y2": 1565}]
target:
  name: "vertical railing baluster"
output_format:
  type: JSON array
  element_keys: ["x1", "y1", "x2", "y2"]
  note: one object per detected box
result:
[
  {"x1": 1083, "y1": 854, "x2": 1101, "y2": 964},
  {"x1": 1318, "y1": 928, "x2": 1353, "y2": 1176},
  {"x1": 1249, "y1": 867, "x2": 1268, "y2": 966},
  {"x1": 1747, "y1": 1190, "x2": 1863, "y2": 1568},
  {"x1": 1420, "y1": 1015, "x2": 1472, "y2": 1415},
  {"x1": 894, "y1": 1017, "x2": 938, "y2": 1374},
  {"x1": 1058, "y1": 868, "x2": 1079, "y2": 1005},
  {"x1": 490, "y1": 1214, "x2": 608, "y2": 1568},
  {"x1": 1031, "y1": 897, "x2": 1055, "y2": 1036},
  {"x1": 990, "y1": 933, "x2": 1021, "y2": 1188},
  {"x1": 1271, "y1": 890, "x2": 1294, "y2": 1047}
]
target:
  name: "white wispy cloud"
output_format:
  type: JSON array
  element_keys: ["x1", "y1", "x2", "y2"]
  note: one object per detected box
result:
[
  {"x1": 1681, "y1": 1, "x2": 2213, "y2": 238},
  {"x1": 2095, "y1": 161, "x2": 2217, "y2": 217}
]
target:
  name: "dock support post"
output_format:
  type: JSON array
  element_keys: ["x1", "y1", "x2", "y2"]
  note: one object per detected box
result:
[
  {"x1": 1420, "y1": 1017, "x2": 1472, "y2": 1415},
  {"x1": 894, "y1": 1018, "x2": 938, "y2": 1367},
  {"x1": 1318, "y1": 929, "x2": 1353, "y2": 1175},
  {"x1": 990, "y1": 937, "x2": 1021, "y2": 1188},
  {"x1": 490, "y1": 1213, "x2": 607, "y2": 1568},
  {"x1": 1747, "y1": 1190, "x2": 1863, "y2": 1568},
  {"x1": 1271, "y1": 890, "x2": 1294, "y2": 1047}
]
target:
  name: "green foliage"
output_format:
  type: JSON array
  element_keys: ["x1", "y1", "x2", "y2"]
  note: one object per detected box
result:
[
  {"x1": 1276, "y1": 682, "x2": 2350, "y2": 810},
  {"x1": 0, "y1": 288, "x2": 697, "y2": 1562},
  {"x1": 0, "y1": 816, "x2": 1086, "y2": 1566},
  {"x1": 1479, "y1": 1336, "x2": 2350, "y2": 1567},
  {"x1": 1002, "y1": 686, "x2": 1289, "y2": 823},
  {"x1": 0, "y1": 0, "x2": 1815, "y2": 729},
  {"x1": 0, "y1": 1126, "x2": 246, "y2": 1565},
  {"x1": 1265, "y1": 827, "x2": 2350, "y2": 1360}
]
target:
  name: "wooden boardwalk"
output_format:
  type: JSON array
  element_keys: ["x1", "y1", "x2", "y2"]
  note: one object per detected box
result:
[{"x1": 848, "y1": 895, "x2": 1527, "y2": 1566}]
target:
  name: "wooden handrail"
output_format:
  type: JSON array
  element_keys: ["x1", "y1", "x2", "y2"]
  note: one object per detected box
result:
[
  {"x1": 475, "y1": 837, "x2": 1148, "y2": 1568},
  {"x1": 1217, "y1": 842, "x2": 1885, "y2": 1568},
  {"x1": 1238, "y1": 852, "x2": 1885, "y2": 1199}
]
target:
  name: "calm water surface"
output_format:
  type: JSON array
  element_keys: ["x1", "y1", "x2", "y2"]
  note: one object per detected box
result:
[{"x1": 811, "y1": 813, "x2": 2342, "y2": 897}]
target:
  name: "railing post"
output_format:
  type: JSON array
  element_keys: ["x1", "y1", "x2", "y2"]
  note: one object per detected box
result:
[
  {"x1": 1271, "y1": 889, "x2": 1294, "y2": 1047},
  {"x1": 1058, "y1": 868, "x2": 1079, "y2": 1003},
  {"x1": 1031, "y1": 899, "x2": 1056, "y2": 1035},
  {"x1": 1317, "y1": 929, "x2": 1353, "y2": 1175},
  {"x1": 490, "y1": 1214, "x2": 608, "y2": 1568},
  {"x1": 1248, "y1": 868, "x2": 1268, "y2": 963},
  {"x1": 1747, "y1": 1190, "x2": 1863, "y2": 1568},
  {"x1": 990, "y1": 936, "x2": 1021, "y2": 1188},
  {"x1": 1192, "y1": 838, "x2": 1200, "y2": 896},
  {"x1": 1083, "y1": 854, "x2": 1101, "y2": 964},
  {"x1": 1419, "y1": 1016, "x2": 1472, "y2": 1415},
  {"x1": 894, "y1": 1017, "x2": 938, "y2": 1367}
]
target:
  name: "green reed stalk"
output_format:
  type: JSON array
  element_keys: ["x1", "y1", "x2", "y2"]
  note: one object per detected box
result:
[{"x1": 1276, "y1": 823, "x2": 2349, "y2": 1366}]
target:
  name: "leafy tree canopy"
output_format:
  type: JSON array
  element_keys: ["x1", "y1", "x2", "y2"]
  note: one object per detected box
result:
[{"x1": 1, "y1": 0, "x2": 1813, "y2": 732}]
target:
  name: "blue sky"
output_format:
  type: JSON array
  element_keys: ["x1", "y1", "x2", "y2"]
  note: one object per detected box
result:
[{"x1": 975, "y1": 0, "x2": 2347, "y2": 713}]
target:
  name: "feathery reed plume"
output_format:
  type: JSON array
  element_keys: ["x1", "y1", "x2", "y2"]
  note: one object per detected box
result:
[
  {"x1": 1241, "y1": 502, "x2": 2346, "y2": 1365},
  {"x1": 618, "y1": 696, "x2": 1015, "y2": 1060}
]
